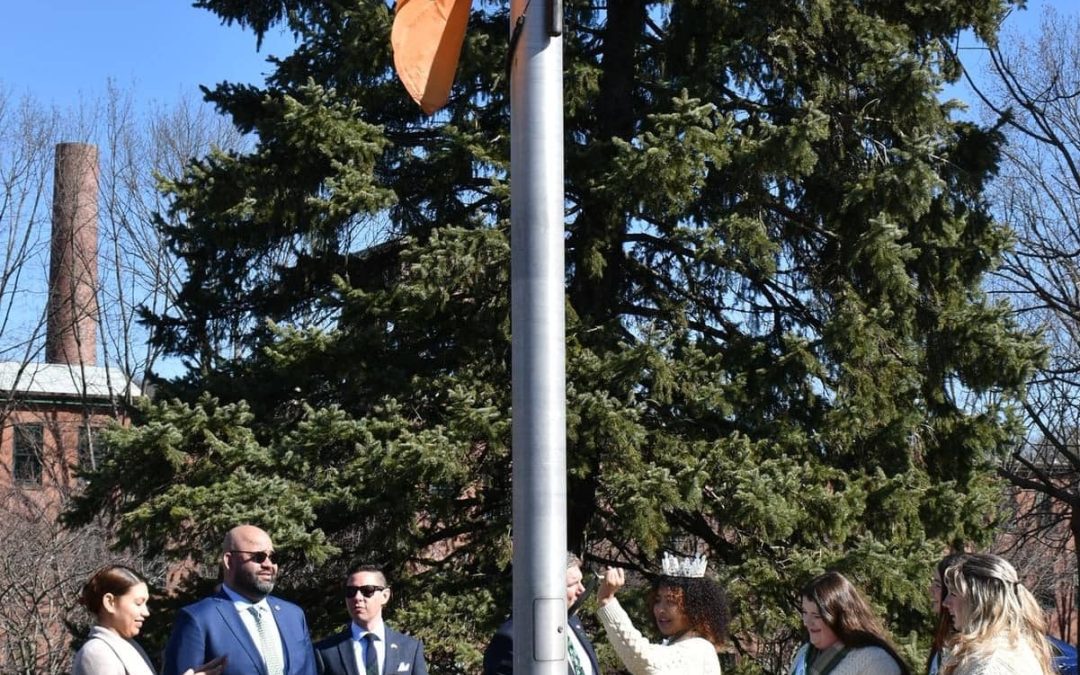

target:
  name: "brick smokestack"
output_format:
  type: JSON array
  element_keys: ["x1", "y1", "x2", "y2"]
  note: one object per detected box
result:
[{"x1": 46, "y1": 143, "x2": 99, "y2": 366}]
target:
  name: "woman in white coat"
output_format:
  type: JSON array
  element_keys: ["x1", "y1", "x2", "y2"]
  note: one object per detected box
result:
[
  {"x1": 596, "y1": 554, "x2": 729, "y2": 675},
  {"x1": 73, "y1": 565, "x2": 226, "y2": 675},
  {"x1": 940, "y1": 553, "x2": 1055, "y2": 675}
]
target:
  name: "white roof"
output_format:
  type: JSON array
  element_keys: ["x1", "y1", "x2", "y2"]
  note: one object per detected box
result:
[{"x1": 0, "y1": 361, "x2": 141, "y2": 399}]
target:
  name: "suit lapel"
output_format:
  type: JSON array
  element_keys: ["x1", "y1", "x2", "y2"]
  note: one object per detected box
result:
[
  {"x1": 569, "y1": 616, "x2": 599, "y2": 675},
  {"x1": 336, "y1": 632, "x2": 361, "y2": 675},
  {"x1": 383, "y1": 626, "x2": 409, "y2": 675},
  {"x1": 267, "y1": 598, "x2": 291, "y2": 673},
  {"x1": 382, "y1": 627, "x2": 399, "y2": 675},
  {"x1": 213, "y1": 591, "x2": 268, "y2": 675}
]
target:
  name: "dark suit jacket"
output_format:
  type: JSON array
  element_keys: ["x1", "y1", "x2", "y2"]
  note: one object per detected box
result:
[
  {"x1": 482, "y1": 616, "x2": 599, "y2": 675},
  {"x1": 163, "y1": 589, "x2": 317, "y2": 675},
  {"x1": 314, "y1": 625, "x2": 428, "y2": 675}
]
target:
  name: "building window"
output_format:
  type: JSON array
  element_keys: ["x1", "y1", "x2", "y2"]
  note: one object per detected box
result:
[{"x1": 13, "y1": 424, "x2": 43, "y2": 485}]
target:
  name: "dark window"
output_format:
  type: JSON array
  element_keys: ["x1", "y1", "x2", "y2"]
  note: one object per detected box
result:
[
  {"x1": 13, "y1": 424, "x2": 43, "y2": 485},
  {"x1": 77, "y1": 426, "x2": 102, "y2": 471}
]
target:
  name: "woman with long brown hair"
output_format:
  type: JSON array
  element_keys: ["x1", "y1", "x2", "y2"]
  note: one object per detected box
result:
[{"x1": 789, "y1": 571, "x2": 910, "y2": 675}]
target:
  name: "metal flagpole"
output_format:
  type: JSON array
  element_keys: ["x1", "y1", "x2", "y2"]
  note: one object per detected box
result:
[{"x1": 509, "y1": 0, "x2": 566, "y2": 672}]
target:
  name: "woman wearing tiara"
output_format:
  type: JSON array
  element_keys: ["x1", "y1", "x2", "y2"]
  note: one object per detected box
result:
[
  {"x1": 596, "y1": 553, "x2": 729, "y2": 675},
  {"x1": 939, "y1": 553, "x2": 1055, "y2": 675},
  {"x1": 789, "y1": 571, "x2": 909, "y2": 675}
]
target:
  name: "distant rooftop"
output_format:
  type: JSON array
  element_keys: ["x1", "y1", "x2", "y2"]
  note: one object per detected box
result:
[{"x1": 0, "y1": 361, "x2": 141, "y2": 400}]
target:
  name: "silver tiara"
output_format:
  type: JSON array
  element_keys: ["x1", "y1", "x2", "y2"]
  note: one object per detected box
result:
[{"x1": 661, "y1": 552, "x2": 708, "y2": 578}]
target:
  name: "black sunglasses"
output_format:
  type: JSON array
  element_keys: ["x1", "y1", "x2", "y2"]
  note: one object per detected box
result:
[
  {"x1": 230, "y1": 550, "x2": 279, "y2": 565},
  {"x1": 345, "y1": 585, "x2": 386, "y2": 598}
]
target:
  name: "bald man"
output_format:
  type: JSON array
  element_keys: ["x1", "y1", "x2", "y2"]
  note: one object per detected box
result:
[{"x1": 163, "y1": 525, "x2": 317, "y2": 675}]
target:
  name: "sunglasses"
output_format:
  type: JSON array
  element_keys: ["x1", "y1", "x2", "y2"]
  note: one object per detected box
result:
[
  {"x1": 345, "y1": 585, "x2": 386, "y2": 599},
  {"x1": 229, "y1": 550, "x2": 279, "y2": 565}
]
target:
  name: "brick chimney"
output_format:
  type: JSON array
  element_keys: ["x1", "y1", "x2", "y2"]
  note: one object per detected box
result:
[{"x1": 46, "y1": 143, "x2": 99, "y2": 366}]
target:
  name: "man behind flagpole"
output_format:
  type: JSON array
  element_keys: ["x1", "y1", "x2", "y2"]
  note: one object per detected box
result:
[{"x1": 482, "y1": 553, "x2": 600, "y2": 675}]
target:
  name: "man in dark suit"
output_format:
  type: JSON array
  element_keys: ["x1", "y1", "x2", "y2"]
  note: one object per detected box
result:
[
  {"x1": 482, "y1": 554, "x2": 600, "y2": 675},
  {"x1": 163, "y1": 524, "x2": 317, "y2": 675},
  {"x1": 314, "y1": 563, "x2": 428, "y2": 675}
]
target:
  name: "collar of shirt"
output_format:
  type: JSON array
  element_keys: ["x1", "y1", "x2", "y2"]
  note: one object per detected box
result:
[
  {"x1": 221, "y1": 583, "x2": 271, "y2": 613},
  {"x1": 351, "y1": 621, "x2": 386, "y2": 643}
]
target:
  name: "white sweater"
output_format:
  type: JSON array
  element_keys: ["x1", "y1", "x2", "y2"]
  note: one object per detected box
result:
[
  {"x1": 596, "y1": 598, "x2": 721, "y2": 675},
  {"x1": 788, "y1": 643, "x2": 902, "y2": 675},
  {"x1": 945, "y1": 637, "x2": 1045, "y2": 675}
]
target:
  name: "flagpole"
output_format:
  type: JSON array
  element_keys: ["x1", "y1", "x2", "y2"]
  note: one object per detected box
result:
[{"x1": 509, "y1": 0, "x2": 566, "y2": 672}]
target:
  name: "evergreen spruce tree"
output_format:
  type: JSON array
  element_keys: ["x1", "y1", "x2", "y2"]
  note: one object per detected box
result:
[{"x1": 67, "y1": 1, "x2": 1044, "y2": 672}]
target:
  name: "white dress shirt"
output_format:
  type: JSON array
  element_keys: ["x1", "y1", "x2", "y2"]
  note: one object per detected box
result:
[
  {"x1": 222, "y1": 584, "x2": 286, "y2": 671},
  {"x1": 351, "y1": 621, "x2": 386, "y2": 675}
]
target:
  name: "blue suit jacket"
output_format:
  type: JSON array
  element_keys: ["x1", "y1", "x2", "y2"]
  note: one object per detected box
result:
[
  {"x1": 314, "y1": 625, "x2": 428, "y2": 675},
  {"x1": 482, "y1": 616, "x2": 599, "y2": 675},
  {"x1": 163, "y1": 589, "x2": 317, "y2": 675}
]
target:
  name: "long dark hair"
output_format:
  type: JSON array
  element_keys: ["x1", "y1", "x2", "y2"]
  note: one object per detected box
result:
[
  {"x1": 648, "y1": 575, "x2": 730, "y2": 650},
  {"x1": 800, "y1": 571, "x2": 911, "y2": 675}
]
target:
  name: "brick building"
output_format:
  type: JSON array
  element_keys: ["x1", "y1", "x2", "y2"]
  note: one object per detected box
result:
[
  {"x1": 0, "y1": 143, "x2": 146, "y2": 672},
  {"x1": 0, "y1": 142, "x2": 139, "y2": 504},
  {"x1": 0, "y1": 361, "x2": 138, "y2": 504}
]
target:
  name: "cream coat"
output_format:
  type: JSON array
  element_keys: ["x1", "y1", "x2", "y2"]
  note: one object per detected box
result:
[
  {"x1": 73, "y1": 625, "x2": 156, "y2": 675},
  {"x1": 944, "y1": 637, "x2": 1045, "y2": 675}
]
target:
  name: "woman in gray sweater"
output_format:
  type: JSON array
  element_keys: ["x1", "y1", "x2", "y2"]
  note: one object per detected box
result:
[{"x1": 789, "y1": 571, "x2": 910, "y2": 675}]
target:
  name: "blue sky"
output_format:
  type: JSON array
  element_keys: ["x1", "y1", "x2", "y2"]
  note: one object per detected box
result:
[
  {"x1": 0, "y1": 0, "x2": 294, "y2": 107},
  {"x1": 0, "y1": 0, "x2": 1064, "y2": 111},
  {"x1": 0, "y1": 0, "x2": 1069, "y2": 380}
]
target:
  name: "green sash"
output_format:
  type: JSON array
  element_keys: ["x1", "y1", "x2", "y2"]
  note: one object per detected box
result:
[{"x1": 800, "y1": 644, "x2": 852, "y2": 675}]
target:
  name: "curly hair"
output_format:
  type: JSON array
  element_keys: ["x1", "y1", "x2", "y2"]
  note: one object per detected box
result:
[
  {"x1": 648, "y1": 575, "x2": 730, "y2": 650},
  {"x1": 941, "y1": 553, "x2": 1055, "y2": 675},
  {"x1": 800, "y1": 571, "x2": 911, "y2": 675}
]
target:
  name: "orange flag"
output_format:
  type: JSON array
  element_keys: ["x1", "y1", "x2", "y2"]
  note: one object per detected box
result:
[{"x1": 391, "y1": 0, "x2": 471, "y2": 115}]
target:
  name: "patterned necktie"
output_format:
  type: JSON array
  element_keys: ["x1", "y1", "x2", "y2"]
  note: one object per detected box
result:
[
  {"x1": 363, "y1": 632, "x2": 380, "y2": 675},
  {"x1": 566, "y1": 632, "x2": 586, "y2": 675},
  {"x1": 248, "y1": 605, "x2": 285, "y2": 675}
]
